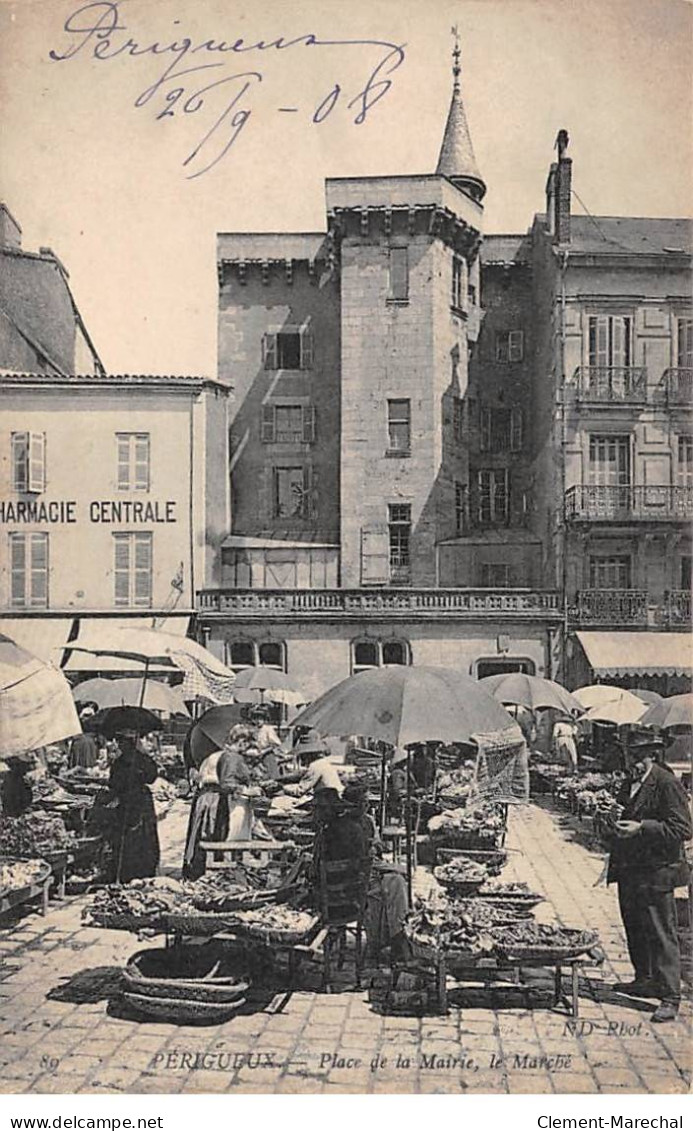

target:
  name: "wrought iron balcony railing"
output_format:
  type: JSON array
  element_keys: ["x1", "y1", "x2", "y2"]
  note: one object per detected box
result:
[
  {"x1": 663, "y1": 589, "x2": 692, "y2": 628},
  {"x1": 660, "y1": 368, "x2": 693, "y2": 406},
  {"x1": 571, "y1": 366, "x2": 648, "y2": 404},
  {"x1": 197, "y1": 587, "x2": 561, "y2": 619},
  {"x1": 565, "y1": 484, "x2": 693, "y2": 522},
  {"x1": 570, "y1": 589, "x2": 648, "y2": 627}
]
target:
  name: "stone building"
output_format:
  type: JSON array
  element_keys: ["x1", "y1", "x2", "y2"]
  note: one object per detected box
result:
[{"x1": 201, "y1": 54, "x2": 563, "y2": 700}]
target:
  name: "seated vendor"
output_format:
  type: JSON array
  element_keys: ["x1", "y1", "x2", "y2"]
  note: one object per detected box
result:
[
  {"x1": 314, "y1": 782, "x2": 410, "y2": 963},
  {"x1": 284, "y1": 731, "x2": 345, "y2": 820}
]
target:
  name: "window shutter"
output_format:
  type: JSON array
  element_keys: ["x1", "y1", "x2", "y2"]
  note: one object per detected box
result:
[
  {"x1": 134, "y1": 534, "x2": 153, "y2": 607},
  {"x1": 117, "y1": 435, "x2": 130, "y2": 490},
  {"x1": 611, "y1": 318, "x2": 626, "y2": 368},
  {"x1": 134, "y1": 435, "x2": 150, "y2": 490},
  {"x1": 302, "y1": 465, "x2": 315, "y2": 518},
  {"x1": 510, "y1": 407, "x2": 523, "y2": 452},
  {"x1": 261, "y1": 405, "x2": 276, "y2": 443},
  {"x1": 479, "y1": 407, "x2": 492, "y2": 452},
  {"x1": 360, "y1": 525, "x2": 390, "y2": 584},
  {"x1": 28, "y1": 433, "x2": 45, "y2": 493},
  {"x1": 300, "y1": 329, "x2": 314, "y2": 369},
  {"x1": 10, "y1": 535, "x2": 26, "y2": 607},
  {"x1": 11, "y1": 433, "x2": 29, "y2": 492},
  {"x1": 509, "y1": 331, "x2": 524, "y2": 362},
  {"x1": 113, "y1": 535, "x2": 131, "y2": 607},
  {"x1": 591, "y1": 316, "x2": 609, "y2": 367},
  {"x1": 302, "y1": 404, "x2": 316, "y2": 443},
  {"x1": 262, "y1": 333, "x2": 278, "y2": 370},
  {"x1": 389, "y1": 248, "x2": 409, "y2": 301},
  {"x1": 496, "y1": 470, "x2": 509, "y2": 522},
  {"x1": 29, "y1": 533, "x2": 48, "y2": 607},
  {"x1": 678, "y1": 319, "x2": 693, "y2": 368}
]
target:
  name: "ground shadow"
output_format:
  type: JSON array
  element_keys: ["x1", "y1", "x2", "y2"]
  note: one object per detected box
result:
[{"x1": 47, "y1": 965, "x2": 123, "y2": 1004}]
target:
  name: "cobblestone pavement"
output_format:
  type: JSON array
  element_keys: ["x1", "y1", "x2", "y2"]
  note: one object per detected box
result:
[{"x1": 1, "y1": 800, "x2": 690, "y2": 1095}]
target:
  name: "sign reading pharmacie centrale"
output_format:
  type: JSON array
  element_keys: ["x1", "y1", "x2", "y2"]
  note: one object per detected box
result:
[{"x1": 0, "y1": 500, "x2": 178, "y2": 524}]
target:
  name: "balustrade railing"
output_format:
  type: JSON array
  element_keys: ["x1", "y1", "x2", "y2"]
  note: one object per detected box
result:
[
  {"x1": 570, "y1": 589, "x2": 648, "y2": 626},
  {"x1": 660, "y1": 368, "x2": 693, "y2": 406},
  {"x1": 197, "y1": 587, "x2": 561, "y2": 617},
  {"x1": 570, "y1": 366, "x2": 648, "y2": 404},
  {"x1": 565, "y1": 484, "x2": 693, "y2": 521}
]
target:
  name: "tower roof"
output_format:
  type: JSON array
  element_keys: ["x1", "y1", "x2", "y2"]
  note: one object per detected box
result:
[{"x1": 436, "y1": 34, "x2": 486, "y2": 203}]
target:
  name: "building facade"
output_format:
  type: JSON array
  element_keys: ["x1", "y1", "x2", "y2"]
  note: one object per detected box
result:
[
  {"x1": 200, "y1": 57, "x2": 563, "y2": 698},
  {"x1": 0, "y1": 373, "x2": 230, "y2": 669}
]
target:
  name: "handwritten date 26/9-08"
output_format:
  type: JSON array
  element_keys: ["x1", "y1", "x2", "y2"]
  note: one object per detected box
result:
[{"x1": 48, "y1": 1, "x2": 407, "y2": 179}]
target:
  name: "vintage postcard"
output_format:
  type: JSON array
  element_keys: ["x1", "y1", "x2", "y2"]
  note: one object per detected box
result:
[{"x1": 0, "y1": 0, "x2": 691, "y2": 1099}]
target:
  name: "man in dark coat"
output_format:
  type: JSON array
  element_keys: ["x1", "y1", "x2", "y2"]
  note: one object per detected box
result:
[{"x1": 607, "y1": 730, "x2": 692, "y2": 1022}]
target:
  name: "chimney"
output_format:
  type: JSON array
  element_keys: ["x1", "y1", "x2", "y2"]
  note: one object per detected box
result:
[
  {"x1": 545, "y1": 130, "x2": 571, "y2": 245},
  {"x1": 0, "y1": 203, "x2": 22, "y2": 250}
]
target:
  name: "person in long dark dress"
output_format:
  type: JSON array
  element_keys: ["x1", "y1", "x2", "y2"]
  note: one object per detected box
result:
[
  {"x1": 0, "y1": 757, "x2": 33, "y2": 817},
  {"x1": 105, "y1": 732, "x2": 160, "y2": 883}
]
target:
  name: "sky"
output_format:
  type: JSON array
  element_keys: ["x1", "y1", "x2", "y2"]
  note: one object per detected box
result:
[{"x1": 0, "y1": 0, "x2": 691, "y2": 376}]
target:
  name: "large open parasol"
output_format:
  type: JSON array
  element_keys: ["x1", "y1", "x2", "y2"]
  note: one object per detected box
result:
[
  {"x1": 573, "y1": 684, "x2": 647, "y2": 725},
  {"x1": 72, "y1": 677, "x2": 190, "y2": 717},
  {"x1": 88, "y1": 705, "x2": 163, "y2": 738},
  {"x1": 480, "y1": 672, "x2": 581, "y2": 715},
  {"x1": 291, "y1": 665, "x2": 520, "y2": 748},
  {"x1": 231, "y1": 665, "x2": 307, "y2": 706},
  {"x1": 184, "y1": 703, "x2": 245, "y2": 768},
  {"x1": 0, "y1": 632, "x2": 81, "y2": 755},
  {"x1": 637, "y1": 693, "x2": 693, "y2": 731}
]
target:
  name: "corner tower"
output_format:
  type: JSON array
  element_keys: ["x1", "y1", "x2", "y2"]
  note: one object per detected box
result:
[{"x1": 436, "y1": 31, "x2": 486, "y2": 204}]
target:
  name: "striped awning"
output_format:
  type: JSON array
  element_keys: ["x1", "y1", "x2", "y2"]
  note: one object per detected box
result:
[{"x1": 576, "y1": 632, "x2": 693, "y2": 677}]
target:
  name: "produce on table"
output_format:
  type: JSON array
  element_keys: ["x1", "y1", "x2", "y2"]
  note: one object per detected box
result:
[
  {"x1": 153, "y1": 747, "x2": 186, "y2": 784},
  {"x1": 83, "y1": 877, "x2": 190, "y2": 923},
  {"x1": 61, "y1": 764, "x2": 109, "y2": 782},
  {"x1": 433, "y1": 858, "x2": 487, "y2": 889},
  {"x1": 0, "y1": 812, "x2": 75, "y2": 856},
  {"x1": 488, "y1": 920, "x2": 599, "y2": 955},
  {"x1": 405, "y1": 898, "x2": 495, "y2": 956},
  {"x1": 230, "y1": 904, "x2": 317, "y2": 938},
  {"x1": 451, "y1": 898, "x2": 532, "y2": 928},
  {"x1": 0, "y1": 859, "x2": 47, "y2": 894},
  {"x1": 436, "y1": 766, "x2": 476, "y2": 807},
  {"x1": 428, "y1": 803, "x2": 505, "y2": 846},
  {"x1": 26, "y1": 774, "x2": 78, "y2": 805}
]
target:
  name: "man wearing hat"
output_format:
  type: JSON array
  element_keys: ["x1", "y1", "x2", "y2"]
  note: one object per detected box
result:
[{"x1": 607, "y1": 729, "x2": 692, "y2": 1023}]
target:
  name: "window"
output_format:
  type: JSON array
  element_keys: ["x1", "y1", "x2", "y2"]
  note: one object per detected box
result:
[
  {"x1": 113, "y1": 532, "x2": 153, "y2": 608},
  {"x1": 388, "y1": 248, "x2": 409, "y2": 301},
  {"x1": 387, "y1": 399, "x2": 411, "y2": 453},
  {"x1": 273, "y1": 466, "x2": 312, "y2": 518},
  {"x1": 495, "y1": 331, "x2": 524, "y2": 363},
  {"x1": 681, "y1": 556, "x2": 692, "y2": 591},
  {"x1": 476, "y1": 658, "x2": 535, "y2": 678},
  {"x1": 117, "y1": 433, "x2": 150, "y2": 492},
  {"x1": 677, "y1": 318, "x2": 693, "y2": 368},
  {"x1": 352, "y1": 638, "x2": 410, "y2": 674},
  {"x1": 479, "y1": 407, "x2": 522, "y2": 452},
  {"x1": 225, "y1": 640, "x2": 286, "y2": 671},
  {"x1": 589, "y1": 556, "x2": 631, "y2": 590},
  {"x1": 11, "y1": 432, "x2": 46, "y2": 493},
  {"x1": 477, "y1": 469, "x2": 509, "y2": 525},
  {"x1": 262, "y1": 329, "x2": 313, "y2": 370},
  {"x1": 588, "y1": 435, "x2": 631, "y2": 485},
  {"x1": 452, "y1": 398, "x2": 464, "y2": 444},
  {"x1": 388, "y1": 504, "x2": 411, "y2": 580},
  {"x1": 452, "y1": 256, "x2": 466, "y2": 310},
  {"x1": 261, "y1": 404, "x2": 316, "y2": 444},
  {"x1": 677, "y1": 435, "x2": 693, "y2": 486},
  {"x1": 454, "y1": 482, "x2": 467, "y2": 535},
  {"x1": 588, "y1": 315, "x2": 632, "y2": 367},
  {"x1": 9, "y1": 532, "x2": 48, "y2": 608},
  {"x1": 480, "y1": 563, "x2": 511, "y2": 588},
  {"x1": 468, "y1": 284, "x2": 477, "y2": 306}
]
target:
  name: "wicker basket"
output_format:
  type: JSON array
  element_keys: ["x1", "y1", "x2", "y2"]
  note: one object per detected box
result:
[
  {"x1": 474, "y1": 891, "x2": 544, "y2": 909},
  {"x1": 123, "y1": 990, "x2": 246, "y2": 1024},
  {"x1": 164, "y1": 911, "x2": 240, "y2": 936},
  {"x1": 432, "y1": 830, "x2": 501, "y2": 850},
  {"x1": 432, "y1": 868, "x2": 486, "y2": 898},
  {"x1": 84, "y1": 912, "x2": 167, "y2": 932},
  {"x1": 491, "y1": 928, "x2": 599, "y2": 963},
  {"x1": 0, "y1": 858, "x2": 52, "y2": 913},
  {"x1": 123, "y1": 947, "x2": 249, "y2": 1003},
  {"x1": 229, "y1": 914, "x2": 319, "y2": 946}
]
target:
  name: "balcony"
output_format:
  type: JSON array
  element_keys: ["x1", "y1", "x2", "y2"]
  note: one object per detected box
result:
[
  {"x1": 663, "y1": 589, "x2": 692, "y2": 628},
  {"x1": 660, "y1": 368, "x2": 692, "y2": 407},
  {"x1": 565, "y1": 484, "x2": 693, "y2": 523},
  {"x1": 197, "y1": 587, "x2": 562, "y2": 621},
  {"x1": 570, "y1": 366, "x2": 647, "y2": 406},
  {"x1": 570, "y1": 589, "x2": 648, "y2": 627}
]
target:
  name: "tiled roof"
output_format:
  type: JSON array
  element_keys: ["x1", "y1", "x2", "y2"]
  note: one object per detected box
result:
[
  {"x1": 0, "y1": 372, "x2": 230, "y2": 391},
  {"x1": 536, "y1": 214, "x2": 692, "y2": 256},
  {"x1": 436, "y1": 85, "x2": 485, "y2": 200}
]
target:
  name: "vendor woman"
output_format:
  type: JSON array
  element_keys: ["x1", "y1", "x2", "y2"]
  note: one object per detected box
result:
[
  {"x1": 104, "y1": 731, "x2": 160, "y2": 883},
  {"x1": 217, "y1": 727, "x2": 254, "y2": 841},
  {"x1": 182, "y1": 748, "x2": 228, "y2": 880}
]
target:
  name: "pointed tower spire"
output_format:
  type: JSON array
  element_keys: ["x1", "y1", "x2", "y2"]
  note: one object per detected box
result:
[{"x1": 436, "y1": 27, "x2": 486, "y2": 203}]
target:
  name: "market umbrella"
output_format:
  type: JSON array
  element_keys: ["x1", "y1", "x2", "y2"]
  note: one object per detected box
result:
[
  {"x1": 185, "y1": 703, "x2": 245, "y2": 768},
  {"x1": 638, "y1": 693, "x2": 693, "y2": 731},
  {"x1": 231, "y1": 666, "x2": 307, "y2": 706},
  {"x1": 61, "y1": 624, "x2": 236, "y2": 704},
  {"x1": 88, "y1": 705, "x2": 163, "y2": 738},
  {"x1": 0, "y1": 632, "x2": 81, "y2": 755},
  {"x1": 72, "y1": 677, "x2": 190, "y2": 717},
  {"x1": 629, "y1": 688, "x2": 664, "y2": 707},
  {"x1": 581, "y1": 695, "x2": 648, "y2": 726},
  {"x1": 573, "y1": 685, "x2": 642, "y2": 711},
  {"x1": 479, "y1": 672, "x2": 581, "y2": 715},
  {"x1": 291, "y1": 665, "x2": 520, "y2": 749}
]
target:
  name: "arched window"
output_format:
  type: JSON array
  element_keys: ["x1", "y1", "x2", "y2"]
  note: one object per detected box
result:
[
  {"x1": 227, "y1": 640, "x2": 255, "y2": 669},
  {"x1": 259, "y1": 641, "x2": 285, "y2": 671},
  {"x1": 382, "y1": 639, "x2": 409, "y2": 665},
  {"x1": 351, "y1": 638, "x2": 411, "y2": 674}
]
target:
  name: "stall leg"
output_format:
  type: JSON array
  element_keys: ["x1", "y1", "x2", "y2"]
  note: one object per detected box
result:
[
  {"x1": 41, "y1": 880, "x2": 49, "y2": 917},
  {"x1": 571, "y1": 963, "x2": 580, "y2": 1018},
  {"x1": 554, "y1": 964, "x2": 562, "y2": 1008}
]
